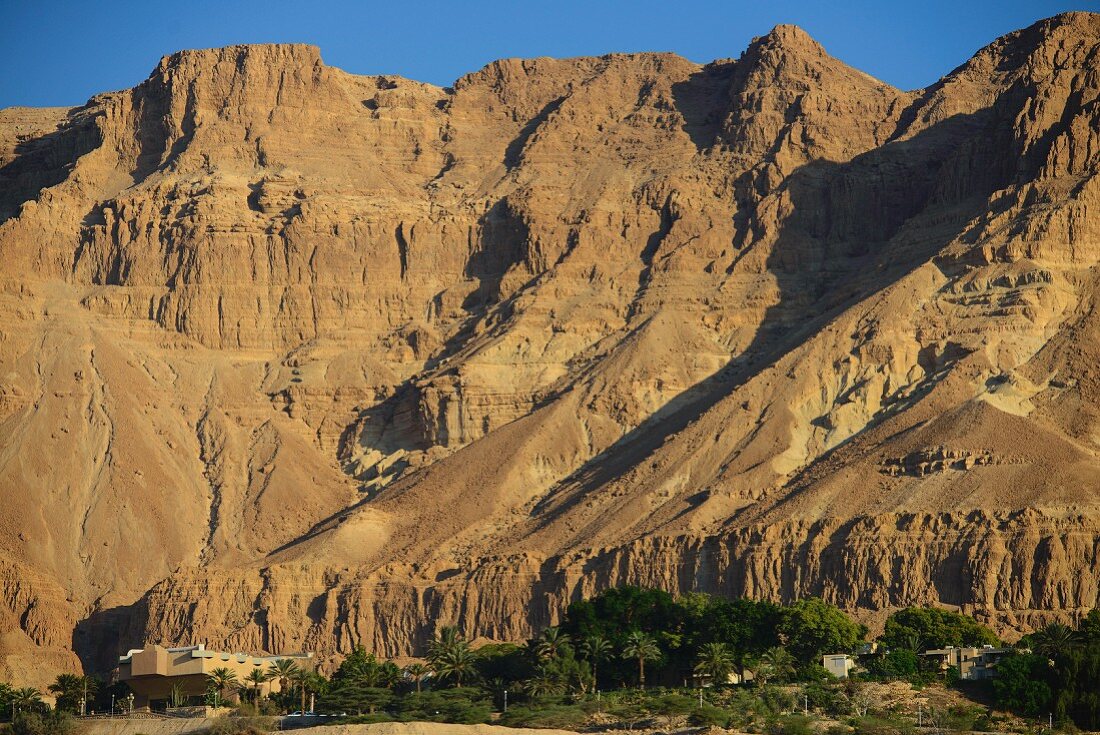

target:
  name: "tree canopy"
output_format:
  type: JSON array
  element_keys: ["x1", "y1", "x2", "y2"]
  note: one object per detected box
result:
[{"x1": 880, "y1": 607, "x2": 999, "y2": 652}]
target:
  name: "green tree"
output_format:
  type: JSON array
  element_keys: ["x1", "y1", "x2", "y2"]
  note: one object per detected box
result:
[
  {"x1": 1030, "y1": 623, "x2": 1081, "y2": 660},
  {"x1": 404, "y1": 663, "x2": 430, "y2": 694},
  {"x1": 755, "y1": 646, "x2": 796, "y2": 686},
  {"x1": 243, "y1": 668, "x2": 271, "y2": 702},
  {"x1": 206, "y1": 668, "x2": 238, "y2": 707},
  {"x1": 300, "y1": 671, "x2": 327, "y2": 712},
  {"x1": 562, "y1": 586, "x2": 681, "y2": 642},
  {"x1": 1078, "y1": 609, "x2": 1100, "y2": 644},
  {"x1": 538, "y1": 645, "x2": 593, "y2": 694},
  {"x1": 992, "y1": 653, "x2": 1052, "y2": 716},
  {"x1": 880, "y1": 607, "x2": 998, "y2": 652},
  {"x1": 534, "y1": 627, "x2": 572, "y2": 661},
  {"x1": 472, "y1": 643, "x2": 532, "y2": 685},
  {"x1": 9, "y1": 688, "x2": 42, "y2": 716},
  {"x1": 523, "y1": 672, "x2": 565, "y2": 698},
  {"x1": 288, "y1": 668, "x2": 311, "y2": 713},
  {"x1": 267, "y1": 658, "x2": 301, "y2": 710},
  {"x1": 325, "y1": 685, "x2": 392, "y2": 715},
  {"x1": 580, "y1": 634, "x2": 613, "y2": 687},
  {"x1": 778, "y1": 598, "x2": 864, "y2": 663},
  {"x1": 0, "y1": 682, "x2": 13, "y2": 720},
  {"x1": 332, "y1": 646, "x2": 399, "y2": 688},
  {"x1": 1050, "y1": 643, "x2": 1100, "y2": 728},
  {"x1": 695, "y1": 597, "x2": 782, "y2": 657},
  {"x1": 47, "y1": 675, "x2": 95, "y2": 714},
  {"x1": 428, "y1": 627, "x2": 477, "y2": 688},
  {"x1": 621, "y1": 630, "x2": 661, "y2": 688},
  {"x1": 863, "y1": 649, "x2": 920, "y2": 678},
  {"x1": 694, "y1": 642, "x2": 735, "y2": 685}
]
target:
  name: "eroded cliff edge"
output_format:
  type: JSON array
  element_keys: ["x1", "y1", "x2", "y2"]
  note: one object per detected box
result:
[{"x1": 1, "y1": 14, "x2": 1100, "y2": 682}]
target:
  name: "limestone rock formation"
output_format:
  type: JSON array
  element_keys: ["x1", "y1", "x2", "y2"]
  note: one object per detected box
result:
[{"x1": 2, "y1": 13, "x2": 1100, "y2": 685}]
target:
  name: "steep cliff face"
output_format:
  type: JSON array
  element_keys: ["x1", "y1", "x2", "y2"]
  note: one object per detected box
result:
[{"x1": 2, "y1": 14, "x2": 1100, "y2": 684}]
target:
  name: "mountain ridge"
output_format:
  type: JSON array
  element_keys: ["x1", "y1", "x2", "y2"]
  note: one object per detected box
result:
[{"x1": 1, "y1": 13, "x2": 1099, "y2": 686}]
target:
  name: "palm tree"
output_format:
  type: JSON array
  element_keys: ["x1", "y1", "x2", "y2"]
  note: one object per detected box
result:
[
  {"x1": 288, "y1": 668, "x2": 311, "y2": 713},
  {"x1": 755, "y1": 646, "x2": 795, "y2": 686},
  {"x1": 267, "y1": 658, "x2": 301, "y2": 710},
  {"x1": 244, "y1": 668, "x2": 272, "y2": 702},
  {"x1": 206, "y1": 667, "x2": 238, "y2": 708},
  {"x1": 404, "y1": 663, "x2": 430, "y2": 694},
  {"x1": 535, "y1": 627, "x2": 572, "y2": 660},
  {"x1": 427, "y1": 627, "x2": 477, "y2": 688},
  {"x1": 429, "y1": 626, "x2": 461, "y2": 654},
  {"x1": 1031, "y1": 623, "x2": 1081, "y2": 660},
  {"x1": 899, "y1": 633, "x2": 922, "y2": 652},
  {"x1": 524, "y1": 672, "x2": 566, "y2": 698},
  {"x1": 10, "y1": 687, "x2": 42, "y2": 714},
  {"x1": 580, "y1": 634, "x2": 613, "y2": 686},
  {"x1": 621, "y1": 631, "x2": 661, "y2": 689},
  {"x1": 292, "y1": 671, "x2": 327, "y2": 714},
  {"x1": 48, "y1": 673, "x2": 95, "y2": 713},
  {"x1": 694, "y1": 642, "x2": 735, "y2": 686}
]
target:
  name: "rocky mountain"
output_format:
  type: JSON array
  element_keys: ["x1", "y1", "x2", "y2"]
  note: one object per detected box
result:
[{"x1": 1, "y1": 12, "x2": 1099, "y2": 685}]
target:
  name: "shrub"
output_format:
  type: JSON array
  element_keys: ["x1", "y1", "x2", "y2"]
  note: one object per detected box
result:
[
  {"x1": 769, "y1": 713, "x2": 816, "y2": 735},
  {"x1": 850, "y1": 713, "x2": 914, "y2": 735},
  {"x1": 804, "y1": 682, "x2": 848, "y2": 716},
  {"x1": 11, "y1": 711, "x2": 74, "y2": 735},
  {"x1": 499, "y1": 703, "x2": 589, "y2": 729},
  {"x1": 648, "y1": 692, "x2": 695, "y2": 716},
  {"x1": 689, "y1": 704, "x2": 731, "y2": 727},
  {"x1": 932, "y1": 704, "x2": 985, "y2": 733},
  {"x1": 395, "y1": 688, "x2": 491, "y2": 724},
  {"x1": 206, "y1": 716, "x2": 276, "y2": 735},
  {"x1": 757, "y1": 685, "x2": 797, "y2": 715}
]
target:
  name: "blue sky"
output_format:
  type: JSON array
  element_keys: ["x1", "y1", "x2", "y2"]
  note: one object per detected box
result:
[{"x1": 1, "y1": 0, "x2": 1095, "y2": 108}]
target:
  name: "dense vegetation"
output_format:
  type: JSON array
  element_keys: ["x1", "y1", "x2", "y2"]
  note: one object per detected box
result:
[
  {"x1": 993, "y1": 612, "x2": 1100, "y2": 728},
  {"x1": 3, "y1": 588, "x2": 1100, "y2": 732}
]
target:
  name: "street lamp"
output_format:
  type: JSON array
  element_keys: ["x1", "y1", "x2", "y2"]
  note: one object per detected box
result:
[
  {"x1": 503, "y1": 690, "x2": 507, "y2": 713},
  {"x1": 127, "y1": 693, "x2": 135, "y2": 714}
]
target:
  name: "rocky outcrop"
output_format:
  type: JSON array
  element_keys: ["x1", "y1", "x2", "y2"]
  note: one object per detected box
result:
[{"x1": 2, "y1": 13, "x2": 1100, "y2": 684}]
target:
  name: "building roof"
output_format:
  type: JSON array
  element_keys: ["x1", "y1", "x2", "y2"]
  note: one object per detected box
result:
[{"x1": 118, "y1": 643, "x2": 313, "y2": 664}]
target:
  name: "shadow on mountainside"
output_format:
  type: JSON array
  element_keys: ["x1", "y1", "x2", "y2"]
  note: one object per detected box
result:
[
  {"x1": 523, "y1": 101, "x2": 1024, "y2": 528},
  {"x1": 668, "y1": 60, "x2": 738, "y2": 151},
  {"x1": 0, "y1": 107, "x2": 101, "y2": 222},
  {"x1": 73, "y1": 602, "x2": 148, "y2": 676},
  {"x1": 335, "y1": 195, "x2": 537, "y2": 493}
]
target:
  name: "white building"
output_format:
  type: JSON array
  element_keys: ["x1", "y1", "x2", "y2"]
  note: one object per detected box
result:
[{"x1": 822, "y1": 653, "x2": 855, "y2": 678}]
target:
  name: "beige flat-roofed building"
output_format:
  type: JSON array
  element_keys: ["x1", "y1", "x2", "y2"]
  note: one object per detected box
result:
[
  {"x1": 118, "y1": 644, "x2": 313, "y2": 709},
  {"x1": 922, "y1": 645, "x2": 1011, "y2": 680}
]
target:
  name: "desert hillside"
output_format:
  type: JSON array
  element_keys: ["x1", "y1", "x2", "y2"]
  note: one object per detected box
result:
[{"x1": 1, "y1": 12, "x2": 1099, "y2": 685}]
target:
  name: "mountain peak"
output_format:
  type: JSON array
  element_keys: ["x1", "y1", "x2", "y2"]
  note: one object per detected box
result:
[
  {"x1": 153, "y1": 43, "x2": 323, "y2": 81},
  {"x1": 755, "y1": 23, "x2": 824, "y2": 53}
]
